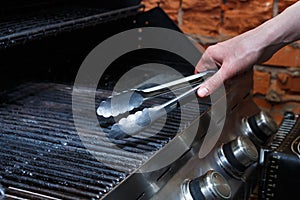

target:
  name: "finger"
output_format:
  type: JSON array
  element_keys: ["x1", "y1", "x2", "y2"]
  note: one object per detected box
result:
[
  {"x1": 195, "y1": 44, "x2": 225, "y2": 72},
  {"x1": 195, "y1": 53, "x2": 215, "y2": 73},
  {"x1": 197, "y1": 69, "x2": 225, "y2": 97}
]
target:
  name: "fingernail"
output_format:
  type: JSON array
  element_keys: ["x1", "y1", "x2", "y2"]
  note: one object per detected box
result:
[{"x1": 198, "y1": 87, "x2": 209, "y2": 97}]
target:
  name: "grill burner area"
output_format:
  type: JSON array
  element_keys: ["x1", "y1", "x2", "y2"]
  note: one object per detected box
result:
[{"x1": 0, "y1": 82, "x2": 209, "y2": 199}]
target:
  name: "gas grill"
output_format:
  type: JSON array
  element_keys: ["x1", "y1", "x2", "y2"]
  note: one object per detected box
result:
[{"x1": 0, "y1": 1, "x2": 281, "y2": 200}]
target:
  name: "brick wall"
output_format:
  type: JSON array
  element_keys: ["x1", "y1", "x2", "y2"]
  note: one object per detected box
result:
[{"x1": 142, "y1": 0, "x2": 300, "y2": 124}]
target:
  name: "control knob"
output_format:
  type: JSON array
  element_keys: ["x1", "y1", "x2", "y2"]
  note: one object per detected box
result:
[
  {"x1": 216, "y1": 135, "x2": 258, "y2": 179},
  {"x1": 181, "y1": 170, "x2": 231, "y2": 200},
  {"x1": 241, "y1": 110, "x2": 277, "y2": 146}
]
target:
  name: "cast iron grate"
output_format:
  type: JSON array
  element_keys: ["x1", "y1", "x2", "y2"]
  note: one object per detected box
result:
[
  {"x1": 0, "y1": 4, "x2": 143, "y2": 49},
  {"x1": 0, "y1": 82, "x2": 208, "y2": 199}
]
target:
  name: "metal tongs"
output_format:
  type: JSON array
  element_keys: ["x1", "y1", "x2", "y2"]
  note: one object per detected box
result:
[{"x1": 97, "y1": 70, "x2": 216, "y2": 138}]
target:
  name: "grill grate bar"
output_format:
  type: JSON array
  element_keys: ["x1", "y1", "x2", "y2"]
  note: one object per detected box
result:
[
  {"x1": 2, "y1": 178, "x2": 95, "y2": 200},
  {"x1": 6, "y1": 186, "x2": 63, "y2": 200},
  {"x1": 0, "y1": 147, "x2": 122, "y2": 187},
  {"x1": 0, "y1": 83, "x2": 208, "y2": 199},
  {"x1": 0, "y1": 138, "x2": 127, "y2": 179},
  {"x1": 0, "y1": 119, "x2": 148, "y2": 164},
  {"x1": 0, "y1": 132, "x2": 139, "y2": 173},
  {"x1": 0, "y1": 5, "x2": 143, "y2": 49}
]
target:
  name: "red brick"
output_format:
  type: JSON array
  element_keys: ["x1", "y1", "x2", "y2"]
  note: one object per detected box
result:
[
  {"x1": 264, "y1": 43, "x2": 300, "y2": 68},
  {"x1": 142, "y1": 0, "x2": 180, "y2": 22},
  {"x1": 277, "y1": 72, "x2": 300, "y2": 92},
  {"x1": 253, "y1": 97, "x2": 272, "y2": 110},
  {"x1": 181, "y1": 10, "x2": 221, "y2": 36},
  {"x1": 272, "y1": 102, "x2": 300, "y2": 115},
  {"x1": 253, "y1": 70, "x2": 271, "y2": 95},
  {"x1": 219, "y1": 0, "x2": 273, "y2": 36},
  {"x1": 180, "y1": 0, "x2": 221, "y2": 36},
  {"x1": 266, "y1": 80, "x2": 285, "y2": 102},
  {"x1": 278, "y1": 0, "x2": 299, "y2": 13},
  {"x1": 142, "y1": 0, "x2": 158, "y2": 10},
  {"x1": 182, "y1": 0, "x2": 220, "y2": 11}
]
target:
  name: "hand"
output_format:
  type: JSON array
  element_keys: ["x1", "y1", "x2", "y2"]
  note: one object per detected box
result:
[
  {"x1": 195, "y1": 1, "x2": 300, "y2": 98},
  {"x1": 195, "y1": 31, "x2": 267, "y2": 97}
]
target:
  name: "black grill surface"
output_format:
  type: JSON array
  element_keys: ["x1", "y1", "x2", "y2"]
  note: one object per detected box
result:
[
  {"x1": 0, "y1": 4, "x2": 143, "y2": 49},
  {"x1": 0, "y1": 82, "x2": 208, "y2": 199}
]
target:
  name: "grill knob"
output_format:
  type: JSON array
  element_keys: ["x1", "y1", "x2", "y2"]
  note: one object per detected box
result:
[
  {"x1": 181, "y1": 170, "x2": 231, "y2": 200},
  {"x1": 254, "y1": 111, "x2": 278, "y2": 137},
  {"x1": 216, "y1": 136, "x2": 258, "y2": 178},
  {"x1": 242, "y1": 111, "x2": 277, "y2": 145}
]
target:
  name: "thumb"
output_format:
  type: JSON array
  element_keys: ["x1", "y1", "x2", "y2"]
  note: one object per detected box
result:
[{"x1": 197, "y1": 69, "x2": 225, "y2": 97}]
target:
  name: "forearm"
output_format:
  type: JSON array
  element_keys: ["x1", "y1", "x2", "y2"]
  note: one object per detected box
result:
[{"x1": 255, "y1": 1, "x2": 300, "y2": 51}]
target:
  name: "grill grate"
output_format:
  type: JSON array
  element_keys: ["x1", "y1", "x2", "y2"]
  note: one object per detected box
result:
[
  {"x1": 0, "y1": 82, "x2": 209, "y2": 199},
  {"x1": 0, "y1": 4, "x2": 143, "y2": 49}
]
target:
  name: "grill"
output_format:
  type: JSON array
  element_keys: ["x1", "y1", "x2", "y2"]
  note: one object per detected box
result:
[{"x1": 0, "y1": 1, "x2": 281, "y2": 200}]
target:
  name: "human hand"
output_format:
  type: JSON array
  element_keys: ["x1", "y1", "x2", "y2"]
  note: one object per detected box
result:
[
  {"x1": 195, "y1": 1, "x2": 300, "y2": 98},
  {"x1": 195, "y1": 30, "x2": 285, "y2": 97}
]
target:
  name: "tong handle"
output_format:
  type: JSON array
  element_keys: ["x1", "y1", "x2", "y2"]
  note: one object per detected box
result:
[
  {"x1": 139, "y1": 70, "x2": 216, "y2": 96},
  {"x1": 159, "y1": 83, "x2": 203, "y2": 112}
]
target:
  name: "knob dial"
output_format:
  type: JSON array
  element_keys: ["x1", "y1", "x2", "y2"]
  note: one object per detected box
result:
[
  {"x1": 242, "y1": 111, "x2": 277, "y2": 146},
  {"x1": 216, "y1": 136, "x2": 258, "y2": 179},
  {"x1": 182, "y1": 170, "x2": 231, "y2": 200},
  {"x1": 254, "y1": 111, "x2": 278, "y2": 137}
]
